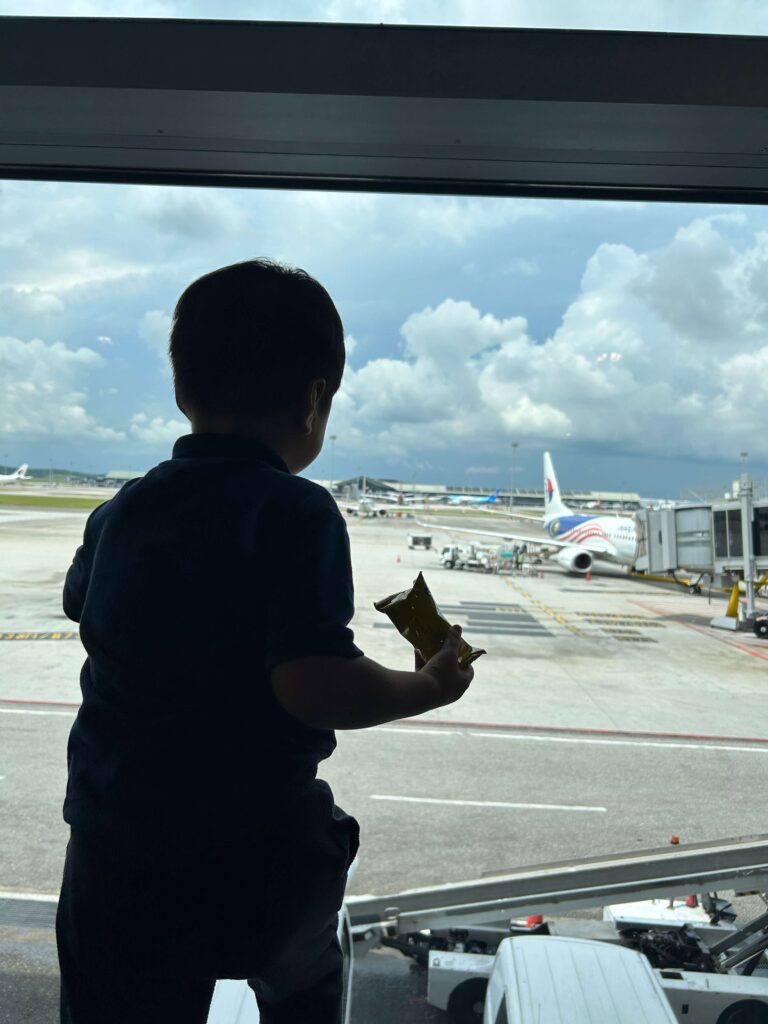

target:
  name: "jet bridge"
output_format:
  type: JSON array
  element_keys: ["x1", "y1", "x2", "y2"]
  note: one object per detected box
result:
[{"x1": 635, "y1": 476, "x2": 768, "y2": 604}]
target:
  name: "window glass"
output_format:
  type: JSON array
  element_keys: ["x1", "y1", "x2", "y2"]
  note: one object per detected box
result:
[
  {"x1": 2, "y1": 180, "x2": 767, "y2": 918},
  {"x1": 714, "y1": 510, "x2": 729, "y2": 559},
  {"x1": 754, "y1": 507, "x2": 768, "y2": 558},
  {"x1": 0, "y1": 1, "x2": 766, "y2": 36},
  {"x1": 728, "y1": 508, "x2": 744, "y2": 558}
]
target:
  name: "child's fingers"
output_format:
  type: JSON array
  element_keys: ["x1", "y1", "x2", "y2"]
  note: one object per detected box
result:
[{"x1": 442, "y1": 624, "x2": 463, "y2": 651}]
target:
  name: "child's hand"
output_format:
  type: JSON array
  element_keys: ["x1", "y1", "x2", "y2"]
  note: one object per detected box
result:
[{"x1": 417, "y1": 625, "x2": 474, "y2": 706}]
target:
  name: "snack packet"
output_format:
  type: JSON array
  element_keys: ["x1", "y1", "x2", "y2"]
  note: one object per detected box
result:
[{"x1": 374, "y1": 571, "x2": 486, "y2": 668}]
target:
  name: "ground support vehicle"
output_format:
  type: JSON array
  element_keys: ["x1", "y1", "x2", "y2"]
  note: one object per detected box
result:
[
  {"x1": 438, "y1": 543, "x2": 494, "y2": 573},
  {"x1": 347, "y1": 835, "x2": 768, "y2": 1023},
  {"x1": 408, "y1": 533, "x2": 433, "y2": 550}
]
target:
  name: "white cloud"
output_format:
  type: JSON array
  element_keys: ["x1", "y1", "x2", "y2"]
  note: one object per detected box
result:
[
  {"x1": 5, "y1": 249, "x2": 151, "y2": 294},
  {"x1": 134, "y1": 189, "x2": 243, "y2": 241},
  {"x1": 138, "y1": 310, "x2": 172, "y2": 357},
  {"x1": 0, "y1": 335, "x2": 124, "y2": 440},
  {"x1": 333, "y1": 217, "x2": 768, "y2": 463},
  {"x1": 129, "y1": 413, "x2": 187, "y2": 445}
]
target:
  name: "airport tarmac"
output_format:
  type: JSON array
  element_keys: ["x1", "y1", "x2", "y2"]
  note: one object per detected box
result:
[{"x1": 1, "y1": 503, "x2": 767, "y2": 1021}]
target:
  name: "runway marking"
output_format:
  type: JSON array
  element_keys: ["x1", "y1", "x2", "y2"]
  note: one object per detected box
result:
[
  {"x1": 403, "y1": 716, "x2": 768, "y2": 744},
  {"x1": 371, "y1": 794, "x2": 606, "y2": 813},
  {"x1": 629, "y1": 599, "x2": 768, "y2": 663},
  {"x1": 0, "y1": 632, "x2": 79, "y2": 641},
  {"x1": 504, "y1": 580, "x2": 587, "y2": 637},
  {"x1": 379, "y1": 726, "x2": 768, "y2": 754},
  {"x1": 0, "y1": 890, "x2": 58, "y2": 902},
  {"x1": 379, "y1": 727, "x2": 461, "y2": 736},
  {"x1": 468, "y1": 732, "x2": 768, "y2": 755},
  {"x1": 0, "y1": 708, "x2": 76, "y2": 717}
]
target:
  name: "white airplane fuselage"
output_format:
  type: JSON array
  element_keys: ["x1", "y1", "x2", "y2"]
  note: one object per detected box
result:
[{"x1": 546, "y1": 512, "x2": 638, "y2": 566}]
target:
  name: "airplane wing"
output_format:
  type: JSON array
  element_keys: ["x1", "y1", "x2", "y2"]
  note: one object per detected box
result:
[
  {"x1": 416, "y1": 519, "x2": 621, "y2": 561},
  {"x1": 416, "y1": 519, "x2": 559, "y2": 548}
]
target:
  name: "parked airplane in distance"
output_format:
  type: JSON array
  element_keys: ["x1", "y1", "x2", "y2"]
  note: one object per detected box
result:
[
  {"x1": 419, "y1": 453, "x2": 637, "y2": 575},
  {"x1": 446, "y1": 488, "x2": 501, "y2": 507},
  {"x1": 0, "y1": 464, "x2": 28, "y2": 485}
]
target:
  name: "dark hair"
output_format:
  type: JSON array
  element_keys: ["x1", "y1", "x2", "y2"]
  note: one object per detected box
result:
[{"x1": 169, "y1": 259, "x2": 345, "y2": 416}]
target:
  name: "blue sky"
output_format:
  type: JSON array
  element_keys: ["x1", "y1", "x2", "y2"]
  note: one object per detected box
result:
[{"x1": 2, "y1": 1, "x2": 768, "y2": 496}]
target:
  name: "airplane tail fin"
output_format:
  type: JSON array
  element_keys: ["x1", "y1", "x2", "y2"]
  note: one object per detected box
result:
[
  {"x1": 16, "y1": 464, "x2": 28, "y2": 479},
  {"x1": 543, "y1": 452, "x2": 573, "y2": 523}
]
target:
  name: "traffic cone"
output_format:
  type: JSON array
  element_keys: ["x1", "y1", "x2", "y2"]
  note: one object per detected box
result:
[
  {"x1": 585, "y1": 571, "x2": 591, "y2": 582},
  {"x1": 396, "y1": 554, "x2": 401, "y2": 563}
]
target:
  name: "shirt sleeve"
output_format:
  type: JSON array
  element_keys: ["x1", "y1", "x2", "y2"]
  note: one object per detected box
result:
[
  {"x1": 62, "y1": 502, "x2": 109, "y2": 623},
  {"x1": 264, "y1": 490, "x2": 363, "y2": 671}
]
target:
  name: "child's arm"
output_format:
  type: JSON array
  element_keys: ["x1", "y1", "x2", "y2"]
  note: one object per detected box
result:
[{"x1": 271, "y1": 624, "x2": 473, "y2": 730}]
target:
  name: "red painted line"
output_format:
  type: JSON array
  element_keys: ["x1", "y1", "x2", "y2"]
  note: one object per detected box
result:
[
  {"x1": 0, "y1": 697, "x2": 80, "y2": 708},
  {"x1": 629, "y1": 599, "x2": 768, "y2": 663},
  {"x1": 396, "y1": 716, "x2": 768, "y2": 745}
]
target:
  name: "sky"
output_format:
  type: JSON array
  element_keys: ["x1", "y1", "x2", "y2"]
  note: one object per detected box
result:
[{"x1": 2, "y1": 1, "x2": 768, "y2": 496}]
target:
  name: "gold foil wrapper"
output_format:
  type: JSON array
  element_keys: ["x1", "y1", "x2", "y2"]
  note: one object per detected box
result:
[{"x1": 374, "y1": 572, "x2": 486, "y2": 668}]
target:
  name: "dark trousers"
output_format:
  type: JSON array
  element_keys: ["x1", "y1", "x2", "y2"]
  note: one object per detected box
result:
[
  {"x1": 57, "y1": 812, "x2": 357, "y2": 1024},
  {"x1": 58, "y1": 950, "x2": 344, "y2": 1024}
]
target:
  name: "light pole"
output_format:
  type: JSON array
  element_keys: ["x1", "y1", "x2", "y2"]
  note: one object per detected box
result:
[
  {"x1": 329, "y1": 435, "x2": 337, "y2": 494},
  {"x1": 510, "y1": 442, "x2": 519, "y2": 511}
]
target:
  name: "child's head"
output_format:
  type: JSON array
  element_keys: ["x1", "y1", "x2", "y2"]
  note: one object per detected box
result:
[{"x1": 170, "y1": 258, "x2": 345, "y2": 469}]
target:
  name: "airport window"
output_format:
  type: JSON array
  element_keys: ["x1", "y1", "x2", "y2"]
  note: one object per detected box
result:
[
  {"x1": 714, "y1": 511, "x2": 729, "y2": 559},
  {"x1": 727, "y1": 509, "x2": 744, "y2": 558},
  {"x1": 3, "y1": 180, "x2": 768, "y2": 890},
  {"x1": 3, "y1": 171, "x2": 768, "y2": 1020},
  {"x1": 2, "y1": 1, "x2": 767, "y2": 35},
  {"x1": 753, "y1": 507, "x2": 768, "y2": 558}
]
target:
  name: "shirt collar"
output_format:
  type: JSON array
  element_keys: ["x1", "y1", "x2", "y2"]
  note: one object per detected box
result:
[{"x1": 172, "y1": 433, "x2": 290, "y2": 473}]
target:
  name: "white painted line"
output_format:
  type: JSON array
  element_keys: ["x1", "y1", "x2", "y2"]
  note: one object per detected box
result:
[
  {"x1": 378, "y1": 727, "x2": 461, "y2": 736},
  {"x1": 371, "y1": 794, "x2": 606, "y2": 813},
  {"x1": 0, "y1": 708, "x2": 76, "y2": 717},
  {"x1": 379, "y1": 725, "x2": 768, "y2": 755},
  {"x1": 468, "y1": 732, "x2": 768, "y2": 755},
  {"x1": 0, "y1": 890, "x2": 58, "y2": 902}
]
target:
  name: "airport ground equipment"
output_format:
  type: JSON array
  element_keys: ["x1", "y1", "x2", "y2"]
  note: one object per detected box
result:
[
  {"x1": 438, "y1": 543, "x2": 494, "y2": 573},
  {"x1": 408, "y1": 534, "x2": 433, "y2": 550},
  {"x1": 481, "y1": 935, "x2": 678, "y2": 1024},
  {"x1": 347, "y1": 836, "x2": 768, "y2": 1022}
]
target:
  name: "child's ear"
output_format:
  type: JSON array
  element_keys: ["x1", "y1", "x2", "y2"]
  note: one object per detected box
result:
[{"x1": 304, "y1": 378, "x2": 327, "y2": 434}]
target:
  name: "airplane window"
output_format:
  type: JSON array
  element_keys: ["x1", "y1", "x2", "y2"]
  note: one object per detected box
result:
[{"x1": 2, "y1": 180, "x2": 768, "y2": 1021}]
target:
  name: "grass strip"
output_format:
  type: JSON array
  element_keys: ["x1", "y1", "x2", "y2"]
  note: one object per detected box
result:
[{"x1": 0, "y1": 493, "x2": 105, "y2": 510}]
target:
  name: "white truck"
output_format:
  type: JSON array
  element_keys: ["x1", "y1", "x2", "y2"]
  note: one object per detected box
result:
[{"x1": 439, "y1": 543, "x2": 494, "y2": 573}]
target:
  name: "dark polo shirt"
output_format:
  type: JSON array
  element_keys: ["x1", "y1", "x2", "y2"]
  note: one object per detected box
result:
[{"x1": 62, "y1": 433, "x2": 362, "y2": 841}]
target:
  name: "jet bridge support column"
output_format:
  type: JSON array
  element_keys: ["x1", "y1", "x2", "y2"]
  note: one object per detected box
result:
[{"x1": 741, "y1": 473, "x2": 756, "y2": 619}]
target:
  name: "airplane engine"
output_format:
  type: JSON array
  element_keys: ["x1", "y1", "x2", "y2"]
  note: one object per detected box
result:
[{"x1": 556, "y1": 546, "x2": 593, "y2": 574}]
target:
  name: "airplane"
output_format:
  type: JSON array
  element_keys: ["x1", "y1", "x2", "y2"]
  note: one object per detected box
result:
[
  {"x1": 446, "y1": 488, "x2": 501, "y2": 507},
  {"x1": 0, "y1": 464, "x2": 29, "y2": 485},
  {"x1": 418, "y1": 453, "x2": 637, "y2": 575}
]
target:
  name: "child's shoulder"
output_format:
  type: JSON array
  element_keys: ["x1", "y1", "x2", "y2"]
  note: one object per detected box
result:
[{"x1": 272, "y1": 473, "x2": 340, "y2": 518}]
